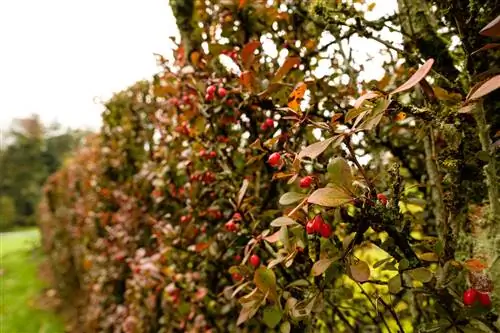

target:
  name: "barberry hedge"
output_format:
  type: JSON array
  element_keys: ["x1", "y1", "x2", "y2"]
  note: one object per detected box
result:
[{"x1": 40, "y1": 1, "x2": 500, "y2": 332}]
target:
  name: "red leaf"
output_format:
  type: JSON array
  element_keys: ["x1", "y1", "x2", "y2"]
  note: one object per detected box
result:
[
  {"x1": 241, "y1": 41, "x2": 261, "y2": 69},
  {"x1": 272, "y1": 57, "x2": 300, "y2": 82},
  {"x1": 239, "y1": 0, "x2": 247, "y2": 9},
  {"x1": 390, "y1": 58, "x2": 434, "y2": 95},
  {"x1": 466, "y1": 74, "x2": 500, "y2": 101},
  {"x1": 479, "y1": 15, "x2": 500, "y2": 37}
]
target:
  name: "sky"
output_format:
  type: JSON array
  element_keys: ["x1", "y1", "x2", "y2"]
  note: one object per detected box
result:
[
  {"x1": 0, "y1": 0, "x2": 179, "y2": 131},
  {"x1": 0, "y1": 0, "x2": 398, "y2": 132}
]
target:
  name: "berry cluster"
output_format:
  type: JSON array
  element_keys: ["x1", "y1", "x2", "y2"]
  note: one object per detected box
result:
[
  {"x1": 225, "y1": 212, "x2": 242, "y2": 232},
  {"x1": 463, "y1": 288, "x2": 491, "y2": 307},
  {"x1": 306, "y1": 215, "x2": 332, "y2": 238},
  {"x1": 260, "y1": 118, "x2": 275, "y2": 131},
  {"x1": 205, "y1": 85, "x2": 227, "y2": 102}
]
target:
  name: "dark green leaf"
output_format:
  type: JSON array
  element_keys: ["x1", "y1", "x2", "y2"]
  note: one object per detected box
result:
[{"x1": 263, "y1": 306, "x2": 283, "y2": 328}]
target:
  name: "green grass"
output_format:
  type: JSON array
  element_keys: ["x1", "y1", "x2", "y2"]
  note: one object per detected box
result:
[{"x1": 0, "y1": 228, "x2": 65, "y2": 333}]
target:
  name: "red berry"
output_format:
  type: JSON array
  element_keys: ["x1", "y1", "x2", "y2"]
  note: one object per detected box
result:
[
  {"x1": 206, "y1": 85, "x2": 217, "y2": 95},
  {"x1": 311, "y1": 215, "x2": 324, "y2": 233},
  {"x1": 225, "y1": 220, "x2": 237, "y2": 232},
  {"x1": 306, "y1": 220, "x2": 315, "y2": 234},
  {"x1": 232, "y1": 272, "x2": 243, "y2": 281},
  {"x1": 205, "y1": 93, "x2": 214, "y2": 101},
  {"x1": 299, "y1": 176, "x2": 313, "y2": 188},
  {"x1": 209, "y1": 151, "x2": 217, "y2": 158},
  {"x1": 249, "y1": 254, "x2": 260, "y2": 268},
  {"x1": 234, "y1": 255, "x2": 242, "y2": 262},
  {"x1": 180, "y1": 215, "x2": 191, "y2": 224},
  {"x1": 478, "y1": 292, "x2": 492, "y2": 307},
  {"x1": 319, "y1": 223, "x2": 332, "y2": 238},
  {"x1": 463, "y1": 288, "x2": 478, "y2": 306},
  {"x1": 182, "y1": 95, "x2": 190, "y2": 104},
  {"x1": 377, "y1": 193, "x2": 388, "y2": 206},
  {"x1": 260, "y1": 123, "x2": 268, "y2": 131},
  {"x1": 218, "y1": 87, "x2": 227, "y2": 98},
  {"x1": 265, "y1": 118, "x2": 274, "y2": 128},
  {"x1": 232, "y1": 212, "x2": 242, "y2": 221},
  {"x1": 199, "y1": 150, "x2": 206, "y2": 157},
  {"x1": 226, "y1": 99, "x2": 233, "y2": 106},
  {"x1": 267, "y1": 152, "x2": 281, "y2": 167}
]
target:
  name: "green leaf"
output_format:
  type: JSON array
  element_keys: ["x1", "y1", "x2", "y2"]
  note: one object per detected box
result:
[
  {"x1": 358, "y1": 98, "x2": 389, "y2": 130},
  {"x1": 279, "y1": 192, "x2": 307, "y2": 206},
  {"x1": 408, "y1": 267, "x2": 433, "y2": 283},
  {"x1": 373, "y1": 257, "x2": 392, "y2": 269},
  {"x1": 476, "y1": 150, "x2": 490, "y2": 162},
  {"x1": 263, "y1": 306, "x2": 283, "y2": 328},
  {"x1": 327, "y1": 157, "x2": 354, "y2": 191},
  {"x1": 311, "y1": 258, "x2": 336, "y2": 276},
  {"x1": 419, "y1": 252, "x2": 439, "y2": 262},
  {"x1": 398, "y1": 258, "x2": 410, "y2": 271},
  {"x1": 349, "y1": 260, "x2": 370, "y2": 282},
  {"x1": 286, "y1": 279, "x2": 310, "y2": 288},
  {"x1": 307, "y1": 187, "x2": 353, "y2": 207},
  {"x1": 388, "y1": 274, "x2": 402, "y2": 294},
  {"x1": 280, "y1": 321, "x2": 291, "y2": 333},
  {"x1": 254, "y1": 267, "x2": 278, "y2": 301},
  {"x1": 270, "y1": 216, "x2": 298, "y2": 227},
  {"x1": 298, "y1": 137, "x2": 337, "y2": 160}
]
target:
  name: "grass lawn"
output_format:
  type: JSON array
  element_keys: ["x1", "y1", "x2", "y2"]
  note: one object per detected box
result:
[{"x1": 0, "y1": 228, "x2": 65, "y2": 333}]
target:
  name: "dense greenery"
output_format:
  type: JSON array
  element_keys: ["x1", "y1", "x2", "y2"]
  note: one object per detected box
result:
[
  {"x1": 40, "y1": 1, "x2": 499, "y2": 332},
  {"x1": 0, "y1": 115, "x2": 88, "y2": 230}
]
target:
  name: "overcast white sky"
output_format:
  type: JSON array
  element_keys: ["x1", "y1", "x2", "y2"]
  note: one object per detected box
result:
[
  {"x1": 0, "y1": 0, "x2": 178, "y2": 131},
  {"x1": 0, "y1": 0, "x2": 397, "y2": 132}
]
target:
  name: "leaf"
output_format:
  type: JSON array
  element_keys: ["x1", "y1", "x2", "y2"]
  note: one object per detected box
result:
[
  {"x1": 367, "y1": 2, "x2": 376, "y2": 11},
  {"x1": 273, "y1": 57, "x2": 300, "y2": 82},
  {"x1": 373, "y1": 257, "x2": 393, "y2": 269},
  {"x1": 419, "y1": 252, "x2": 439, "y2": 262},
  {"x1": 390, "y1": 58, "x2": 434, "y2": 95},
  {"x1": 408, "y1": 267, "x2": 433, "y2": 283},
  {"x1": 308, "y1": 186, "x2": 353, "y2": 207},
  {"x1": 263, "y1": 306, "x2": 282, "y2": 328},
  {"x1": 464, "y1": 259, "x2": 488, "y2": 272},
  {"x1": 279, "y1": 192, "x2": 307, "y2": 206},
  {"x1": 264, "y1": 230, "x2": 281, "y2": 243},
  {"x1": 270, "y1": 216, "x2": 298, "y2": 227},
  {"x1": 357, "y1": 98, "x2": 390, "y2": 130},
  {"x1": 237, "y1": 179, "x2": 249, "y2": 208},
  {"x1": 388, "y1": 274, "x2": 402, "y2": 294},
  {"x1": 298, "y1": 137, "x2": 337, "y2": 160},
  {"x1": 280, "y1": 321, "x2": 291, "y2": 333},
  {"x1": 241, "y1": 41, "x2": 261, "y2": 69},
  {"x1": 479, "y1": 15, "x2": 500, "y2": 37},
  {"x1": 287, "y1": 82, "x2": 307, "y2": 112},
  {"x1": 240, "y1": 71, "x2": 255, "y2": 91},
  {"x1": 471, "y1": 43, "x2": 500, "y2": 55},
  {"x1": 345, "y1": 107, "x2": 367, "y2": 123},
  {"x1": 238, "y1": 0, "x2": 247, "y2": 9},
  {"x1": 311, "y1": 258, "x2": 336, "y2": 276},
  {"x1": 353, "y1": 91, "x2": 382, "y2": 109},
  {"x1": 327, "y1": 157, "x2": 353, "y2": 192},
  {"x1": 237, "y1": 302, "x2": 260, "y2": 326},
  {"x1": 286, "y1": 279, "x2": 310, "y2": 288},
  {"x1": 466, "y1": 75, "x2": 500, "y2": 101},
  {"x1": 349, "y1": 260, "x2": 370, "y2": 282},
  {"x1": 254, "y1": 267, "x2": 278, "y2": 301}
]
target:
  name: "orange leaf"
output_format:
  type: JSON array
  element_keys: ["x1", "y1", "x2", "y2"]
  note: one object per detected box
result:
[
  {"x1": 241, "y1": 41, "x2": 261, "y2": 69},
  {"x1": 464, "y1": 259, "x2": 487, "y2": 272},
  {"x1": 287, "y1": 82, "x2": 307, "y2": 112},
  {"x1": 466, "y1": 74, "x2": 500, "y2": 101},
  {"x1": 240, "y1": 71, "x2": 254, "y2": 91},
  {"x1": 390, "y1": 58, "x2": 434, "y2": 95},
  {"x1": 190, "y1": 51, "x2": 201, "y2": 67},
  {"x1": 273, "y1": 57, "x2": 300, "y2": 82},
  {"x1": 195, "y1": 242, "x2": 210, "y2": 252},
  {"x1": 394, "y1": 112, "x2": 406, "y2": 121},
  {"x1": 479, "y1": 15, "x2": 500, "y2": 37}
]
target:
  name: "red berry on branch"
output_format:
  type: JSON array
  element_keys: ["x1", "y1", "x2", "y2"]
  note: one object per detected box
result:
[
  {"x1": 234, "y1": 254, "x2": 242, "y2": 262},
  {"x1": 205, "y1": 93, "x2": 214, "y2": 102},
  {"x1": 311, "y1": 215, "x2": 324, "y2": 233},
  {"x1": 377, "y1": 193, "x2": 388, "y2": 206},
  {"x1": 299, "y1": 176, "x2": 313, "y2": 188},
  {"x1": 478, "y1": 292, "x2": 492, "y2": 307},
  {"x1": 226, "y1": 99, "x2": 233, "y2": 106},
  {"x1": 306, "y1": 220, "x2": 315, "y2": 234},
  {"x1": 463, "y1": 288, "x2": 478, "y2": 306},
  {"x1": 199, "y1": 150, "x2": 206, "y2": 157},
  {"x1": 225, "y1": 220, "x2": 238, "y2": 232},
  {"x1": 265, "y1": 118, "x2": 274, "y2": 128},
  {"x1": 267, "y1": 152, "x2": 281, "y2": 167},
  {"x1": 206, "y1": 85, "x2": 217, "y2": 95},
  {"x1": 209, "y1": 151, "x2": 217, "y2": 159},
  {"x1": 232, "y1": 272, "x2": 243, "y2": 281},
  {"x1": 249, "y1": 254, "x2": 260, "y2": 268},
  {"x1": 218, "y1": 87, "x2": 227, "y2": 98},
  {"x1": 260, "y1": 123, "x2": 268, "y2": 131},
  {"x1": 319, "y1": 223, "x2": 332, "y2": 238},
  {"x1": 232, "y1": 212, "x2": 242, "y2": 221}
]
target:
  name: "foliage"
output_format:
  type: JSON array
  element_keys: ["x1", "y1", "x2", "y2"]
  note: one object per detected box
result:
[
  {"x1": 0, "y1": 115, "x2": 88, "y2": 230},
  {"x1": 40, "y1": 1, "x2": 500, "y2": 332},
  {"x1": 0, "y1": 196, "x2": 16, "y2": 230}
]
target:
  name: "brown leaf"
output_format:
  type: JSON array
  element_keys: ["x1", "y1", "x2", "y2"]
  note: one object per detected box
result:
[
  {"x1": 241, "y1": 41, "x2": 261, "y2": 69},
  {"x1": 240, "y1": 71, "x2": 255, "y2": 91},
  {"x1": 471, "y1": 43, "x2": 500, "y2": 55},
  {"x1": 349, "y1": 260, "x2": 370, "y2": 282},
  {"x1": 298, "y1": 137, "x2": 337, "y2": 160},
  {"x1": 308, "y1": 187, "x2": 353, "y2": 207},
  {"x1": 273, "y1": 57, "x2": 300, "y2": 82},
  {"x1": 237, "y1": 179, "x2": 249, "y2": 208},
  {"x1": 264, "y1": 230, "x2": 282, "y2": 243},
  {"x1": 353, "y1": 91, "x2": 382, "y2": 109},
  {"x1": 466, "y1": 74, "x2": 500, "y2": 101},
  {"x1": 390, "y1": 58, "x2": 434, "y2": 95},
  {"x1": 479, "y1": 15, "x2": 500, "y2": 37},
  {"x1": 311, "y1": 258, "x2": 337, "y2": 276}
]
